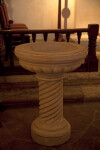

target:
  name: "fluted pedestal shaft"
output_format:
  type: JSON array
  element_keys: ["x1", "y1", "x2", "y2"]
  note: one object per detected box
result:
[{"x1": 31, "y1": 74, "x2": 71, "y2": 146}]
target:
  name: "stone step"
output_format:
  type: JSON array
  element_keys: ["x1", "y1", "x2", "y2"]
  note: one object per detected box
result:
[
  {"x1": 0, "y1": 72, "x2": 100, "y2": 89},
  {"x1": 1, "y1": 72, "x2": 100, "y2": 106},
  {"x1": 64, "y1": 72, "x2": 100, "y2": 86},
  {"x1": 0, "y1": 84, "x2": 100, "y2": 105}
]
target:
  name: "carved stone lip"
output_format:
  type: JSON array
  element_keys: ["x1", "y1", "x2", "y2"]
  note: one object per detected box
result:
[{"x1": 15, "y1": 42, "x2": 87, "y2": 64}]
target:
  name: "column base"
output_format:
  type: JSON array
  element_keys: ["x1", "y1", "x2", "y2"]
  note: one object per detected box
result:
[{"x1": 31, "y1": 118, "x2": 71, "y2": 146}]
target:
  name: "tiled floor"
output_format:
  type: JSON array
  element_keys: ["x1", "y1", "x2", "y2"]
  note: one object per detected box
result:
[{"x1": 0, "y1": 102, "x2": 100, "y2": 150}]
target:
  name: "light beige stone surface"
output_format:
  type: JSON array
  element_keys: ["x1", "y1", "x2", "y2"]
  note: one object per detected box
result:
[
  {"x1": 15, "y1": 42, "x2": 87, "y2": 146},
  {"x1": 82, "y1": 85, "x2": 100, "y2": 102},
  {"x1": 0, "y1": 75, "x2": 36, "y2": 83},
  {"x1": 15, "y1": 42, "x2": 87, "y2": 73}
]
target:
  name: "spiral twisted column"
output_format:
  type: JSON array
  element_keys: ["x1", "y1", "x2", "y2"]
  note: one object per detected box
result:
[
  {"x1": 39, "y1": 78, "x2": 63, "y2": 123},
  {"x1": 31, "y1": 74, "x2": 71, "y2": 146}
]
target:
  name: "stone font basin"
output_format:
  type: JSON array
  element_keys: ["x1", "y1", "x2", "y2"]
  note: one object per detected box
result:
[{"x1": 15, "y1": 42, "x2": 87, "y2": 74}]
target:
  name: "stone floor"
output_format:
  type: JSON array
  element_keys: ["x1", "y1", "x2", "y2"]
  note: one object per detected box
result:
[{"x1": 0, "y1": 102, "x2": 100, "y2": 150}]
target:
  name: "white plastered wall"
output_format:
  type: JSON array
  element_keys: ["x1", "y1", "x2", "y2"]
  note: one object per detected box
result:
[
  {"x1": 5, "y1": 0, "x2": 100, "y2": 32},
  {"x1": 75, "y1": 0, "x2": 100, "y2": 32},
  {"x1": 5, "y1": 0, "x2": 58, "y2": 29}
]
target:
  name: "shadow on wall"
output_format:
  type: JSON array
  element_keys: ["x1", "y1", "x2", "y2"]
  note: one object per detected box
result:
[
  {"x1": 5, "y1": 0, "x2": 13, "y2": 20},
  {"x1": 62, "y1": 0, "x2": 70, "y2": 29}
]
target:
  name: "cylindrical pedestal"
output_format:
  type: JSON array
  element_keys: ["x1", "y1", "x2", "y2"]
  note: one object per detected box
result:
[{"x1": 31, "y1": 74, "x2": 71, "y2": 146}]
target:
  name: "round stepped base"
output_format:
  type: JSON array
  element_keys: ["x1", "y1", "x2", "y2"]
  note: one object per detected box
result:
[{"x1": 31, "y1": 118, "x2": 71, "y2": 146}]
